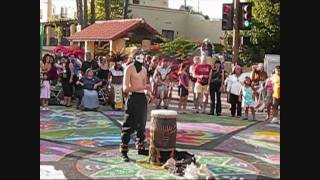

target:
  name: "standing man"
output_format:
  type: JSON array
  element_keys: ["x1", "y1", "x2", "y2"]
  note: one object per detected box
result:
[
  {"x1": 201, "y1": 38, "x2": 214, "y2": 57},
  {"x1": 120, "y1": 49, "x2": 153, "y2": 162},
  {"x1": 194, "y1": 55, "x2": 212, "y2": 113}
]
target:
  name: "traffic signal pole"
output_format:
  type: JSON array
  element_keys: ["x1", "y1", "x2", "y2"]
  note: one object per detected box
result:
[{"x1": 232, "y1": 0, "x2": 240, "y2": 64}]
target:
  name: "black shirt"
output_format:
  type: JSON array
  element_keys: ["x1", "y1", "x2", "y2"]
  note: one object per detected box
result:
[
  {"x1": 81, "y1": 60, "x2": 99, "y2": 74},
  {"x1": 210, "y1": 69, "x2": 223, "y2": 86}
]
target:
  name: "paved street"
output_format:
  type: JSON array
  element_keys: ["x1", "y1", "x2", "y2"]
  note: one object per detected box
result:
[{"x1": 40, "y1": 87, "x2": 280, "y2": 179}]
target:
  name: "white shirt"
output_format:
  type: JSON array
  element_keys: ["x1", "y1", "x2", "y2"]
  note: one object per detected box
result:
[{"x1": 227, "y1": 74, "x2": 246, "y2": 95}]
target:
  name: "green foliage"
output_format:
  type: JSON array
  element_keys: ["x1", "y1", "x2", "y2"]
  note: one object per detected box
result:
[
  {"x1": 213, "y1": 43, "x2": 224, "y2": 54},
  {"x1": 159, "y1": 38, "x2": 198, "y2": 59},
  {"x1": 246, "y1": 0, "x2": 280, "y2": 54},
  {"x1": 89, "y1": 0, "x2": 132, "y2": 21},
  {"x1": 239, "y1": 46, "x2": 265, "y2": 67}
]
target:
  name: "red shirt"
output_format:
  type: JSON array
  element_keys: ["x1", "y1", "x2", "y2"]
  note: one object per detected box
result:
[{"x1": 194, "y1": 64, "x2": 212, "y2": 85}]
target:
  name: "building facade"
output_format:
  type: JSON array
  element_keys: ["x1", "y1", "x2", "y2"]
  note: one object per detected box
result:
[
  {"x1": 40, "y1": 0, "x2": 77, "y2": 23},
  {"x1": 128, "y1": 0, "x2": 223, "y2": 43},
  {"x1": 41, "y1": 0, "x2": 77, "y2": 46}
]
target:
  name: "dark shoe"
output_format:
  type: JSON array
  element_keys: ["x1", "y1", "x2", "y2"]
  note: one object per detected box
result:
[
  {"x1": 164, "y1": 106, "x2": 168, "y2": 109},
  {"x1": 65, "y1": 104, "x2": 72, "y2": 108},
  {"x1": 156, "y1": 105, "x2": 161, "y2": 109},
  {"x1": 120, "y1": 153, "x2": 130, "y2": 162},
  {"x1": 138, "y1": 149, "x2": 149, "y2": 156},
  {"x1": 242, "y1": 117, "x2": 248, "y2": 120},
  {"x1": 216, "y1": 113, "x2": 221, "y2": 116},
  {"x1": 208, "y1": 112, "x2": 214, "y2": 115}
]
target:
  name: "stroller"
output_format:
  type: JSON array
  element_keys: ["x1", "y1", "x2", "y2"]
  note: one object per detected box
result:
[{"x1": 49, "y1": 82, "x2": 64, "y2": 105}]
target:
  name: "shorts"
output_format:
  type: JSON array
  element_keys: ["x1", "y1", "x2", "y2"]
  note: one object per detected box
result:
[
  {"x1": 194, "y1": 82, "x2": 209, "y2": 94},
  {"x1": 265, "y1": 91, "x2": 273, "y2": 105},
  {"x1": 178, "y1": 85, "x2": 189, "y2": 97},
  {"x1": 273, "y1": 97, "x2": 280, "y2": 108}
]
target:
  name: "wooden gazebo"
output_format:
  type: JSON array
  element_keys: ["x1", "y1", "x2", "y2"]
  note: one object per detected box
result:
[{"x1": 67, "y1": 18, "x2": 160, "y2": 59}]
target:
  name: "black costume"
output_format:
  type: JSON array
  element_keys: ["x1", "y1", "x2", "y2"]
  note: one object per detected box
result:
[{"x1": 120, "y1": 55, "x2": 148, "y2": 160}]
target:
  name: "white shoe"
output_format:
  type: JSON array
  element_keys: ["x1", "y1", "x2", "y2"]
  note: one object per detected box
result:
[
  {"x1": 45, "y1": 107, "x2": 49, "y2": 111},
  {"x1": 42, "y1": 107, "x2": 46, "y2": 111},
  {"x1": 271, "y1": 118, "x2": 279, "y2": 124}
]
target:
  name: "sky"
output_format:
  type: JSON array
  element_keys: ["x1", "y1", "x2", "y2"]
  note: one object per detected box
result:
[
  {"x1": 169, "y1": 0, "x2": 233, "y2": 19},
  {"x1": 41, "y1": 0, "x2": 234, "y2": 19}
]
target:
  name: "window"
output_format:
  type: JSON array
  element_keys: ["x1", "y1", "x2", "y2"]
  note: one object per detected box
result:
[
  {"x1": 133, "y1": 0, "x2": 140, "y2": 4},
  {"x1": 162, "y1": 30, "x2": 174, "y2": 41},
  {"x1": 61, "y1": 7, "x2": 68, "y2": 18}
]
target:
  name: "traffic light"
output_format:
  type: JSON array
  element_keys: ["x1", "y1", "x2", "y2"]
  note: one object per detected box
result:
[
  {"x1": 222, "y1": 3, "x2": 234, "y2": 30},
  {"x1": 239, "y1": 3, "x2": 252, "y2": 30}
]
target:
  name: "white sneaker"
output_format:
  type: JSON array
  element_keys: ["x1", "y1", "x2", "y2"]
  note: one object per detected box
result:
[
  {"x1": 42, "y1": 107, "x2": 46, "y2": 111},
  {"x1": 46, "y1": 107, "x2": 49, "y2": 111},
  {"x1": 271, "y1": 118, "x2": 279, "y2": 124}
]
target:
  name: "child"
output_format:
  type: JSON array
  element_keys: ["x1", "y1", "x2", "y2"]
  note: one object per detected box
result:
[
  {"x1": 239, "y1": 77, "x2": 255, "y2": 120},
  {"x1": 40, "y1": 73, "x2": 51, "y2": 111},
  {"x1": 178, "y1": 63, "x2": 189, "y2": 114},
  {"x1": 264, "y1": 76, "x2": 273, "y2": 121}
]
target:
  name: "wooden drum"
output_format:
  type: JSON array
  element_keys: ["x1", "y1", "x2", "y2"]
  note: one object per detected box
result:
[{"x1": 149, "y1": 110, "x2": 177, "y2": 165}]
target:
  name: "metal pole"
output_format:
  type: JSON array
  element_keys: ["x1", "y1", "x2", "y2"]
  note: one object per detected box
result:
[{"x1": 232, "y1": 0, "x2": 240, "y2": 64}]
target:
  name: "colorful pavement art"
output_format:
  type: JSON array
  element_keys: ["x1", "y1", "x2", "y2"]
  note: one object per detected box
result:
[
  {"x1": 40, "y1": 106, "x2": 128, "y2": 147},
  {"x1": 145, "y1": 122, "x2": 245, "y2": 146},
  {"x1": 76, "y1": 149, "x2": 258, "y2": 179},
  {"x1": 117, "y1": 122, "x2": 250, "y2": 147},
  {"x1": 216, "y1": 123, "x2": 280, "y2": 166},
  {"x1": 40, "y1": 140, "x2": 75, "y2": 162},
  {"x1": 40, "y1": 165, "x2": 66, "y2": 179}
]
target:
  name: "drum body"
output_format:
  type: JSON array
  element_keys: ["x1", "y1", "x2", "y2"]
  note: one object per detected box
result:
[{"x1": 149, "y1": 110, "x2": 177, "y2": 165}]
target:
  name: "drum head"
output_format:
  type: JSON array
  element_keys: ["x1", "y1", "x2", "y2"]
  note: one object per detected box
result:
[{"x1": 151, "y1": 110, "x2": 177, "y2": 119}]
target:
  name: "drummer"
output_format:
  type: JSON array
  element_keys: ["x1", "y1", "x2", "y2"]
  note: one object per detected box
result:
[{"x1": 120, "y1": 49, "x2": 154, "y2": 162}]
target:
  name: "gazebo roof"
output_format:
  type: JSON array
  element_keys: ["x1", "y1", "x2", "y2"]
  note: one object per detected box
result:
[{"x1": 68, "y1": 18, "x2": 160, "y2": 41}]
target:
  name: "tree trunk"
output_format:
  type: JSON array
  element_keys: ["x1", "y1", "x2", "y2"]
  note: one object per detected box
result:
[
  {"x1": 84, "y1": 0, "x2": 88, "y2": 27},
  {"x1": 76, "y1": 0, "x2": 83, "y2": 26},
  {"x1": 90, "y1": 0, "x2": 95, "y2": 24},
  {"x1": 123, "y1": 0, "x2": 129, "y2": 19},
  {"x1": 104, "y1": 0, "x2": 110, "y2": 20}
]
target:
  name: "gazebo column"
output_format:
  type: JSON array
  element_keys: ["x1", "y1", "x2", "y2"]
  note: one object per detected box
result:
[
  {"x1": 46, "y1": 26, "x2": 53, "y2": 46},
  {"x1": 84, "y1": 41, "x2": 95, "y2": 60}
]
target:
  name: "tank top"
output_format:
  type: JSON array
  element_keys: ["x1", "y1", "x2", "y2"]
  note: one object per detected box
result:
[
  {"x1": 63, "y1": 62, "x2": 71, "y2": 80},
  {"x1": 242, "y1": 86, "x2": 254, "y2": 105}
]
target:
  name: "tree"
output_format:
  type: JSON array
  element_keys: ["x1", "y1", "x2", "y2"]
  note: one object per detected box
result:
[
  {"x1": 83, "y1": 0, "x2": 88, "y2": 27},
  {"x1": 123, "y1": 0, "x2": 129, "y2": 19},
  {"x1": 246, "y1": 0, "x2": 280, "y2": 54},
  {"x1": 104, "y1": 0, "x2": 110, "y2": 20},
  {"x1": 76, "y1": 0, "x2": 83, "y2": 26},
  {"x1": 90, "y1": 0, "x2": 95, "y2": 24},
  {"x1": 91, "y1": 0, "x2": 130, "y2": 20},
  {"x1": 179, "y1": 5, "x2": 194, "y2": 12}
]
